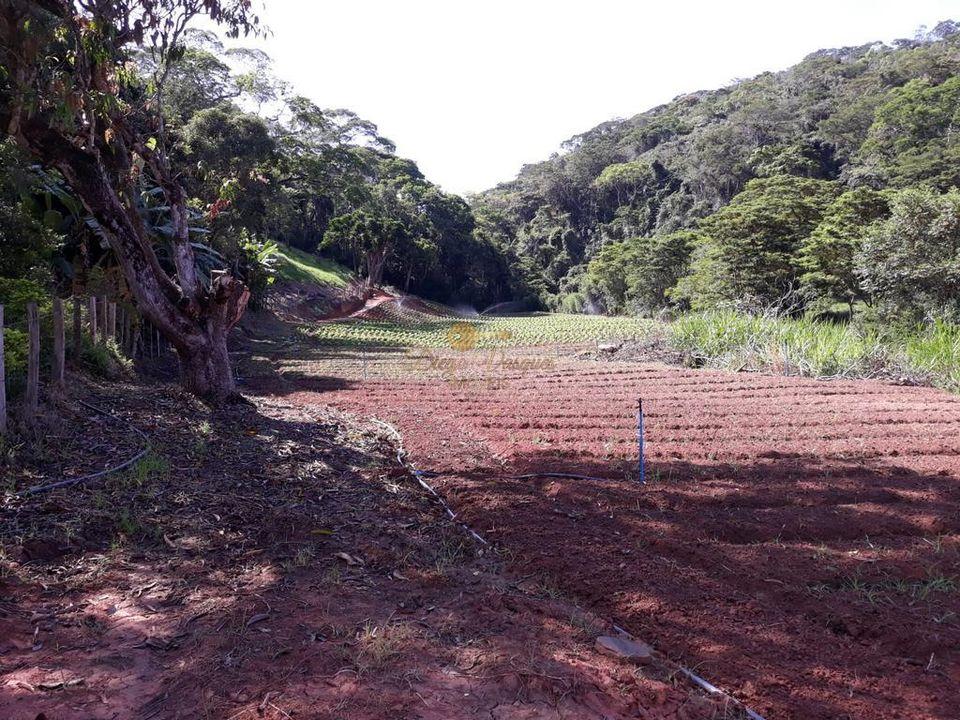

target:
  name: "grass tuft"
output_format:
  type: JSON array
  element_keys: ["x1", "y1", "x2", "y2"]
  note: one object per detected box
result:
[{"x1": 667, "y1": 310, "x2": 960, "y2": 392}]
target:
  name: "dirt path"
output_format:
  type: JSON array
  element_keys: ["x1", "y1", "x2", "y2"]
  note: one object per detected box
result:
[{"x1": 287, "y1": 357, "x2": 960, "y2": 720}]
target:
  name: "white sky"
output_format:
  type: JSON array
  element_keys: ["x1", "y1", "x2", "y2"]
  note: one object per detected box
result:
[{"x1": 251, "y1": 0, "x2": 959, "y2": 195}]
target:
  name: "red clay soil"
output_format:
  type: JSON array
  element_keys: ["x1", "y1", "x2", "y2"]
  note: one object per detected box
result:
[
  {"x1": 1, "y1": 379, "x2": 743, "y2": 720},
  {"x1": 289, "y1": 360, "x2": 960, "y2": 720}
]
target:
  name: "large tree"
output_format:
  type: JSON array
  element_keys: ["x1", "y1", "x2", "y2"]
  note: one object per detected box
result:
[
  {"x1": 673, "y1": 175, "x2": 839, "y2": 311},
  {"x1": 798, "y1": 187, "x2": 890, "y2": 312},
  {"x1": 857, "y1": 188, "x2": 960, "y2": 320},
  {"x1": 0, "y1": 0, "x2": 259, "y2": 402}
]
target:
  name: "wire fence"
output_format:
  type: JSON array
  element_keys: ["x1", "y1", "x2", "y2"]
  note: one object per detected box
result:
[{"x1": 0, "y1": 294, "x2": 172, "y2": 434}]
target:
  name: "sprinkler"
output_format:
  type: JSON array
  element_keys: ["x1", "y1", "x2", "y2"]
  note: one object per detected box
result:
[{"x1": 637, "y1": 398, "x2": 645, "y2": 484}]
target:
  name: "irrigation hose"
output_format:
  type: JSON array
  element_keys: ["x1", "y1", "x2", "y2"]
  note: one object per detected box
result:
[
  {"x1": 22, "y1": 398, "x2": 151, "y2": 496},
  {"x1": 611, "y1": 621, "x2": 768, "y2": 720},
  {"x1": 377, "y1": 420, "x2": 768, "y2": 719},
  {"x1": 372, "y1": 419, "x2": 488, "y2": 546}
]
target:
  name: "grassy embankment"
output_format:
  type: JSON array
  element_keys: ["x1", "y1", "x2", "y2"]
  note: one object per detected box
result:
[
  {"x1": 668, "y1": 310, "x2": 960, "y2": 392},
  {"x1": 274, "y1": 244, "x2": 353, "y2": 288}
]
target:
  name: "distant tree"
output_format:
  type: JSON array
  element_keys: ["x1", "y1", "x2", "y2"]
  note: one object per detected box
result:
[
  {"x1": 180, "y1": 105, "x2": 276, "y2": 239},
  {"x1": 857, "y1": 76, "x2": 960, "y2": 189},
  {"x1": 673, "y1": 175, "x2": 838, "y2": 310},
  {"x1": 584, "y1": 230, "x2": 696, "y2": 314},
  {"x1": 798, "y1": 187, "x2": 890, "y2": 312},
  {"x1": 322, "y1": 209, "x2": 403, "y2": 286},
  {"x1": 750, "y1": 139, "x2": 839, "y2": 180},
  {"x1": 583, "y1": 241, "x2": 637, "y2": 313},
  {"x1": 138, "y1": 35, "x2": 240, "y2": 122},
  {"x1": 0, "y1": 0, "x2": 260, "y2": 402},
  {"x1": 633, "y1": 230, "x2": 697, "y2": 312},
  {"x1": 857, "y1": 187, "x2": 960, "y2": 320}
]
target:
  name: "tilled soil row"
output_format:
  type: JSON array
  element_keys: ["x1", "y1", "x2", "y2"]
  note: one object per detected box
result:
[{"x1": 295, "y1": 358, "x2": 960, "y2": 720}]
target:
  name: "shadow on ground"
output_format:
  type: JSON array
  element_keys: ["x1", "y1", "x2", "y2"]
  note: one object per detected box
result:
[{"x1": 0, "y1": 379, "x2": 747, "y2": 720}]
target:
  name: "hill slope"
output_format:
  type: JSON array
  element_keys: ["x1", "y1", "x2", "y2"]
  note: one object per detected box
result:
[{"x1": 474, "y1": 21, "x2": 960, "y2": 310}]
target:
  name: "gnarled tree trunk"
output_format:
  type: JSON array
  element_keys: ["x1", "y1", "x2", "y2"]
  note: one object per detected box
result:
[{"x1": 8, "y1": 118, "x2": 249, "y2": 404}]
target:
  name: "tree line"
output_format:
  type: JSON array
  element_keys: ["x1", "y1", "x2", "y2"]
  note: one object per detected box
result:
[
  {"x1": 474, "y1": 21, "x2": 960, "y2": 324},
  {"x1": 0, "y1": 0, "x2": 509, "y2": 401},
  {"x1": 4, "y1": 4, "x2": 960, "y2": 403}
]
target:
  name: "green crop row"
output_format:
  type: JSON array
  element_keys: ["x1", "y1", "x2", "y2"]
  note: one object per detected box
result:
[{"x1": 305, "y1": 311, "x2": 653, "y2": 349}]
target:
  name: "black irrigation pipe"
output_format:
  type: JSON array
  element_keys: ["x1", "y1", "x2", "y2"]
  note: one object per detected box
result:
[
  {"x1": 503, "y1": 472, "x2": 611, "y2": 482},
  {"x1": 22, "y1": 399, "x2": 151, "y2": 496},
  {"x1": 373, "y1": 419, "x2": 488, "y2": 547}
]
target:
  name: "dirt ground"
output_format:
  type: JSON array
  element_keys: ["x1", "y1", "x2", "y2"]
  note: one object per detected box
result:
[
  {"x1": 276, "y1": 352, "x2": 960, "y2": 720},
  {"x1": 1, "y1": 376, "x2": 747, "y2": 720}
]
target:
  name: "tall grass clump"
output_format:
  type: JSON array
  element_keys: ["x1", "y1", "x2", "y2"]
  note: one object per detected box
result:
[
  {"x1": 668, "y1": 310, "x2": 885, "y2": 378},
  {"x1": 668, "y1": 310, "x2": 960, "y2": 391},
  {"x1": 899, "y1": 319, "x2": 960, "y2": 392}
]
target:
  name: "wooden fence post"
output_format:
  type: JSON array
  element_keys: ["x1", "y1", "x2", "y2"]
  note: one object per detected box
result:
[
  {"x1": 125, "y1": 312, "x2": 134, "y2": 356},
  {"x1": 0, "y1": 305, "x2": 6, "y2": 435},
  {"x1": 98, "y1": 296, "x2": 108, "y2": 344},
  {"x1": 107, "y1": 302, "x2": 117, "y2": 342},
  {"x1": 52, "y1": 297, "x2": 65, "y2": 391},
  {"x1": 72, "y1": 298, "x2": 82, "y2": 358},
  {"x1": 24, "y1": 301, "x2": 39, "y2": 415},
  {"x1": 88, "y1": 296, "x2": 98, "y2": 342}
]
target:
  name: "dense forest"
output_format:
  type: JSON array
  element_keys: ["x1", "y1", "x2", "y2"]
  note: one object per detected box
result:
[
  {"x1": 0, "y1": 26, "x2": 510, "y2": 308},
  {"x1": 474, "y1": 20, "x2": 960, "y2": 323}
]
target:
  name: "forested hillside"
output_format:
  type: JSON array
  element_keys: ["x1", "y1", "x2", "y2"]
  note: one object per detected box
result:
[
  {"x1": 474, "y1": 21, "x2": 960, "y2": 320},
  {"x1": 0, "y1": 27, "x2": 509, "y2": 316}
]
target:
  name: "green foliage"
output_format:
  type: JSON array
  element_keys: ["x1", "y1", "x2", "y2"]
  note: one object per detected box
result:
[
  {"x1": 668, "y1": 310, "x2": 960, "y2": 391},
  {"x1": 473, "y1": 27, "x2": 960, "y2": 312},
  {"x1": 322, "y1": 208, "x2": 401, "y2": 283},
  {"x1": 857, "y1": 187, "x2": 960, "y2": 320},
  {"x1": 674, "y1": 176, "x2": 839, "y2": 309},
  {"x1": 0, "y1": 141, "x2": 59, "y2": 280},
  {"x1": 2, "y1": 327, "x2": 27, "y2": 377},
  {"x1": 125, "y1": 452, "x2": 170, "y2": 486},
  {"x1": 750, "y1": 140, "x2": 838, "y2": 179},
  {"x1": 0, "y1": 278, "x2": 47, "y2": 324},
  {"x1": 858, "y1": 76, "x2": 960, "y2": 188},
  {"x1": 80, "y1": 339, "x2": 132, "y2": 380},
  {"x1": 901, "y1": 319, "x2": 960, "y2": 392},
  {"x1": 798, "y1": 187, "x2": 890, "y2": 310},
  {"x1": 237, "y1": 234, "x2": 279, "y2": 308},
  {"x1": 0, "y1": 279, "x2": 49, "y2": 394},
  {"x1": 180, "y1": 104, "x2": 276, "y2": 241},
  {"x1": 583, "y1": 230, "x2": 696, "y2": 314}
]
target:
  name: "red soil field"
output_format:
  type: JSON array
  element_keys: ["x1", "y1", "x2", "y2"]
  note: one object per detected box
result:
[{"x1": 291, "y1": 358, "x2": 960, "y2": 720}]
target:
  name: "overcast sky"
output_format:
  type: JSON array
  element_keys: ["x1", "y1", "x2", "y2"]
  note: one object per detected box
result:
[{"x1": 252, "y1": 0, "x2": 959, "y2": 195}]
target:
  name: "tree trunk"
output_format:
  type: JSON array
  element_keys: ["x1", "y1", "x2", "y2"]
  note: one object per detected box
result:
[
  {"x1": 178, "y1": 329, "x2": 235, "y2": 401},
  {"x1": 10, "y1": 117, "x2": 249, "y2": 404},
  {"x1": 367, "y1": 250, "x2": 386, "y2": 287}
]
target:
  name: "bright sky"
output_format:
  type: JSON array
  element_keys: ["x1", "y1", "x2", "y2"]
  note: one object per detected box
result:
[{"x1": 253, "y1": 0, "x2": 959, "y2": 195}]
